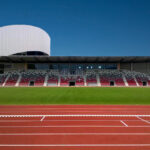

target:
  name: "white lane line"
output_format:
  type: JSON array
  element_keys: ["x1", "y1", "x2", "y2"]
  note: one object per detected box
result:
[
  {"x1": 0, "y1": 125, "x2": 150, "y2": 128},
  {"x1": 0, "y1": 144, "x2": 150, "y2": 147},
  {"x1": 0, "y1": 120, "x2": 41, "y2": 122},
  {"x1": 120, "y1": 120, "x2": 128, "y2": 127},
  {"x1": 0, "y1": 114, "x2": 150, "y2": 117},
  {"x1": 137, "y1": 116, "x2": 150, "y2": 124},
  {"x1": 0, "y1": 120, "x2": 142, "y2": 122},
  {"x1": 40, "y1": 116, "x2": 45, "y2": 122},
  {"x1": 0, "y1": 133, "x2": 150, "y2": 135}
]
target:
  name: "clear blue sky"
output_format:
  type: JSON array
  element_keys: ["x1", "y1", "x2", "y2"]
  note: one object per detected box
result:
[{"x1": 0, "y1": 0, "x2": 150, "y2": 56}]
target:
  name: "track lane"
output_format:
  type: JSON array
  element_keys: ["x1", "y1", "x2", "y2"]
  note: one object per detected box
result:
[
  {"x1": 0, "y1": 120, "x2": 123, "y2": 126},
  {"x1": 1, "y1": 135, "x2": 150, "y2": 144},
  {"x1": 0, "y1": 116, "x2": 142, "y2": 121},
  {"x1": 1, "y1": 112, "x2": 150, "y2": 115},
  {"x1": 1, "y1": 127, "x2": 150, "y2": 133},
  {"x1": 1, "y1": 146, "x2": 150, "y2": 150},
  {"x1": 0, "y1": 105, "x2": 150, "y2": 109},
  {"x1": 0, "y1": 105, "x2": 150, "y2": 115},
  {"x1": 0, "y1": 105, "x2": 150, "y2": 150}
]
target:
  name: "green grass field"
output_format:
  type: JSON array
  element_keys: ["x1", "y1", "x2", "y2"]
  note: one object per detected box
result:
[{"x1": 0, "y1": 87, "x2": 150, "y2": 105}]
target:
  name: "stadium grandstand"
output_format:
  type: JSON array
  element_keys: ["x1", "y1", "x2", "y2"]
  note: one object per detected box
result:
[{"x1": 0, "y1": 25, "x2": 150, "y2": 87}]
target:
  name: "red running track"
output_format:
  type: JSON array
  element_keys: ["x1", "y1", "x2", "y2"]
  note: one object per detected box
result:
[{"x1": 0, "y1": 105, "x2": 150, "y2": 150}]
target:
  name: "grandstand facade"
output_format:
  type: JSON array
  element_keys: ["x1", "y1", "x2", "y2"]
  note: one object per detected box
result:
[
  {"x1": 0, "y1": 56, "x2": 150, "y2": 87},
  {"x1": 0, "y1": 25, "x2": 150, "y2": 87}
]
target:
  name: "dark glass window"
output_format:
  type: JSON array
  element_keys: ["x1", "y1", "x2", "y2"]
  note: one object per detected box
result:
[
  {"x1": 0, "y1": 64, "x2": 4, "y2": 69},
  {"x1": 27, "y1": 64, "x2": 35, "y2": 69},
  {"x1": 49, "y1": 64, "x2": 59, "y2": 69},
  {"x1": 0, "y1": 70, "x2": 4, "y2": 74}
]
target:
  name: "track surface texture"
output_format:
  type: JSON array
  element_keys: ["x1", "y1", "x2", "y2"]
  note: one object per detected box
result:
[{"x1": 0, "y1": 105, "x2": 150, "y2": 150}]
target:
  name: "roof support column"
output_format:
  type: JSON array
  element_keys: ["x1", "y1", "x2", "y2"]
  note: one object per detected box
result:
[
  {"x1": 117, "y1": 63, "x2": 120, "y2": 70},
  {"x1": 131, "y1": 63, "x2": 133, "y2": 71}
]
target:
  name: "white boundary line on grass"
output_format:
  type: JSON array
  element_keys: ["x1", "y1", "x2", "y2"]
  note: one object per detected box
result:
[{"x1": 0, "y1": 144, "x2": 150, "y2": 147}]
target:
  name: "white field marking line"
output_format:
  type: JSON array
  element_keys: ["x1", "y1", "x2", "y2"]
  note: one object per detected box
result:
[
  {"x1": 40, "y1": 116, "x2": 45, "y2": 122},
  {"x1": 120, "y1": 120, "x2": 128, "y2": 127},
  {"x1": 1, "y1": 144, "x2": 150, "y2": 147},
  {"x1": 1, "y1": 133, "x2": 150, "y2": 135},
  {"x1": 0, "y1": 114, "x2": 150, "y2": 117},
  {"x1": 137, "y1": 116, "x2": 150, "y2": 124},
  {"x1": 0, "y1": 125, "x2": 150, "y2": 128}
]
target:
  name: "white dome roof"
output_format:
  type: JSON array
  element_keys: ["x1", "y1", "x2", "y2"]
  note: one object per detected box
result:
[{"x1": 0, "y1": 25, "x2": 50, "y2": 56}]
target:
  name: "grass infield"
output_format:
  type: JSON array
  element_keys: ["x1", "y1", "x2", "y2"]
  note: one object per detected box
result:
[{"x1": 0, "y1": 87, "x2": 150, "y2": 105}]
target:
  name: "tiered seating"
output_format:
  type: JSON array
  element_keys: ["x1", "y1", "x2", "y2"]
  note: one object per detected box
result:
[
  {"x1": 75, "y1": 76, "x2": 84, "y2": 86},
  {"x1": 5, "y1": 73, "x2": 19, "y2": 86},
  {"x1": 47, "y1": 74, "x2": 58, "y2": 86},
  {"x1": 0, "y1": 74, "x2": 8, "y2": 86},
  {"x1": 76, "y1": 69, "x2": 84, "y2": 75},
  {"x1": 86, "y1": 74, "x2": 97, "y2": 86},
  {"x1": 60, "y1": 68, "x2": 69, "y2": 75},
  {"x1": 47, "y1": 70, "x2": 59, "y2": 86},
  {"x1": 1, "y1": 68, "x2": 150, "y2": 87},
  {"x1": 135, "y1": 73, "x2": 150, "y2": 86},
  {"x1": 60, "y1": 76, "x2": 84, "y2": 86},
  {"x1": 123, "y1": 71, "x2": 137, "y2": 86},
  {"x1": 60, "y1": 76, "x2": 73, "y2": 86},
  {"x1": 19, "y1": 71, "x2": 46, "y2": 86},
  {"x1": 85, "y1": 70, "x2": 97, "y2": 86},
  {"x1": 99, "y1": 70, "x2": 125, "y2": 86}
]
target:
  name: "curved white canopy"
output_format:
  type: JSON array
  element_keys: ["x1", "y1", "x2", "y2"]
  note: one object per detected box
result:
[{"x1": 0, "y1": 25, "x2": 50, "y2": 56}]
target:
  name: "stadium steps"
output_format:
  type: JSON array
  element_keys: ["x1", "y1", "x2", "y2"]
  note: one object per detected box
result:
[
  {"x1": 44, "y1": 74, "x2": 48, "y2": 86},
  {"x1": 2, "y1": 74, "x2": 10, "y2": 87},
  {"x1": 134, "y1": 76, "x2": 139, "y2": 86},
  {"x1": 97, "y1": 74, "x2": 101, "y2": 86},
  {"x1": 58, "y1": 75, "x2": 60, "y2": 86},
  {"x1": 84, "y1": 75, "x2": 87, "y2": 86},
  {"x1": 122, "y1": 75, "x2": 128, "y2": 86},
  {"x1": 15, "y1": 74, "x2": 22, "y2": 86}
]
